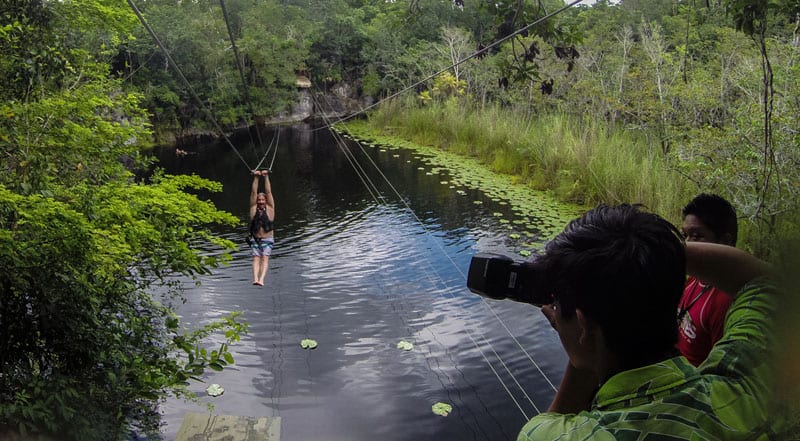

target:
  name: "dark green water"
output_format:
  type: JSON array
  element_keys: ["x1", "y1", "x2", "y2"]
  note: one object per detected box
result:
[{"x1": 153, "y1": 124, "x2": 568, "y2": 441}]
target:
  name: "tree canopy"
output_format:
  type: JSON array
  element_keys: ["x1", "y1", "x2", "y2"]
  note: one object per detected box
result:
[{"x1": 1, "y1": 0, "x2": 798, "y2": 438}]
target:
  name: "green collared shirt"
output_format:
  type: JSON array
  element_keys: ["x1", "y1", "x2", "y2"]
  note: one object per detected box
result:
[{"x1": 518, "y1": 278, "x2": 777, "y2": 441}]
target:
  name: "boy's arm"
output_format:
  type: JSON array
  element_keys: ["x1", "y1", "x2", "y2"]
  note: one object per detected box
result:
[{"x1": 685, "y1": 242, "x2": 772, "y2": 296}]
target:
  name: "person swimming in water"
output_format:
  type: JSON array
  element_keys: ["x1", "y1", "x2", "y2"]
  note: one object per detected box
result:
[{"x1": 249, "y1": 170, "x2": 274, "y2": 286}]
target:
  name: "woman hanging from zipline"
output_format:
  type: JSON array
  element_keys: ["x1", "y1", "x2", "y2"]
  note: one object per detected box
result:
[{"x1": 249, "y1": 170, "x2": 275, "y2": 286}]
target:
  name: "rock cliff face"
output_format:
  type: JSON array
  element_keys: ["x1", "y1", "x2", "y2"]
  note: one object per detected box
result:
[
  {"x1": 265, "y1": 83, "x2": 372, "y2": 125},
  {"x1": 168, "y1": 81, "x2": 370, "y2": 146}
]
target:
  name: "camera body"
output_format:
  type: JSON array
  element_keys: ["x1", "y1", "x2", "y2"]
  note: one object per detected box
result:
[{"x1": 466, "y1": 252, "x2": 552, "y2": 306}]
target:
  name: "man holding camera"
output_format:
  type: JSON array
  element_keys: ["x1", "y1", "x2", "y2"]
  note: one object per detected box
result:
[{"x1": 507, "y1": 204, "x2": 776, "y2": 440}]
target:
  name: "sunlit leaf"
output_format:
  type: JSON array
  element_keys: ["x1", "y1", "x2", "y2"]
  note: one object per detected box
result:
[
  {"x1": 300, "y1": 339, "x2": 318, "y2": 350},
  {"x1": 205, "y1": 384, "x2": 224, "y2": 397},
  {"x1": 432, "y1": 402, "x2": 452, "y2": 417}
]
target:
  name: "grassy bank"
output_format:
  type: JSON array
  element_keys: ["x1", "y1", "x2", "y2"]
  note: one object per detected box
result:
[{"x1": 346, "y1": 97, "x2": 691, "y2": 225}]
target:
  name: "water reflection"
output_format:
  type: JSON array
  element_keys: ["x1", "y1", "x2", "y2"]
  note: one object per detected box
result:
[{"x1": 155, "y1": 125, "x2": 567, "y2": 441}]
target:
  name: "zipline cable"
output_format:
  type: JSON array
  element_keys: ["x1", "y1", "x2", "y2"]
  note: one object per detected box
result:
[
  {"x1": 315, "y1": 94, "x2": 553, "y2": 418},
  {"x1": 253, "y1": 126, "x2": 280, "y2": 172},
  {"x1": 310, "y1": 0, "x2": 586, "y2": 131},
  {"x1": 305, "y1": 2, "x2": 579, "y2": 393},
  {"x1": 127, "y1": 0, "x2": 274, "y2": 172},
  {"x1": 312, "y1": 94, "x2": 387, "y2": 204},
  {"x1": 219, "y1": 0, "x2": 274, "y2": 166},
  {"x1": 334, "y1": 119, "x2": 558, "y2": 393}
]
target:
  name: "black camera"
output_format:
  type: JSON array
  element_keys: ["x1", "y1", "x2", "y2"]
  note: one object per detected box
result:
[{"x1": 466, "y1": 252, "x2": 552, "y2": 306}]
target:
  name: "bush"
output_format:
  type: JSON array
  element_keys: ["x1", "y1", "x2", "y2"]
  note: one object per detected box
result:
[{"x1": 0, "y1": 175, "x2": 246, "y2": 441}]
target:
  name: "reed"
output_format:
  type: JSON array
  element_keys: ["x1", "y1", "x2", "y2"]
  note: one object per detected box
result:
[{"x1": 364, "y1": 98, "x2": 690, "y2": 221}]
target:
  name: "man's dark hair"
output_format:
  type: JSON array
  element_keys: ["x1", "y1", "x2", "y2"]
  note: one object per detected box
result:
[
  {"x1": 682, "y1": 193, "x2": 738, "y2": 245},
  {"x1": 538, "y1": 204, "x2": 686, "y2": 370}
]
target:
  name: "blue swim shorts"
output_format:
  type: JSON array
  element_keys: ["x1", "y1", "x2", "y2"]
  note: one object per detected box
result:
[{"x1": 250, "y1": 237, "x2": 274, "y2": 257}]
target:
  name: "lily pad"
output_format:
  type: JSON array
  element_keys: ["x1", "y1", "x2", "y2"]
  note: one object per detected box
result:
[
  {"x1": 519, "y1": 250, "x2": 532, "y2": 257},
  {"x1": 432, "y1": 402, "x2": 452, "y2": 417},
  {"x1": 300, "y1": 339, "x2": 318, "y2": 350},
  {"x1": 205, "y1": 384, "x2": 224, "y2": 397},
  {"x1": 396, "y1": 340, "x2": 414, "y2": 351}
]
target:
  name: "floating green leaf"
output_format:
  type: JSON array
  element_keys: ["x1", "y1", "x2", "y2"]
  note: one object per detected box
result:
[
  {"x1": 396, "y1": 340, "x2": 414, "y2": 351},
  {"x1": 432, "y1": 402, "x2": 452, "y2": 416},
  {"x1": 519, "y1": 250, "x2": 532, "y2": 257},
  {"x1": 509, "y1": 233, "x2": 520, "y2": 239},
  {"x1": 300, "y1": 339, "x2": 318, "y2": 350},
  {"x1": 205, "y1": 384, "x2": 224, "y2": 397}
]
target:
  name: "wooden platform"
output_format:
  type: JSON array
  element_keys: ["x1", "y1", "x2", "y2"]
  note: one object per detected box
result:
[{"x1": 175, "y1": 412, "x2": 281, "y2": 441}]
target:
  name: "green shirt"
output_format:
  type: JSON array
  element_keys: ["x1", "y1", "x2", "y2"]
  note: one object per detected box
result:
[{"x1": 518, "y1": 278, "x2": 777, "y2": 441}]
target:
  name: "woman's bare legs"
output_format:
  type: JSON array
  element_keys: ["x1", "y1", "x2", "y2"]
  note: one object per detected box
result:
[
  {"x1": 252, "y1": 256, "x2": 261, "y2": 285},
  {"x1": 252, "y1": 256, "x2": 269, "y2": 286},
  {"x1": 257, "y1": 256, "x2": 269, "y2": 285}
]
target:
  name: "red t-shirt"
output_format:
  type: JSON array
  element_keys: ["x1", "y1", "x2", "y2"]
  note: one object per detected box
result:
[{"x1": 676, "y1": 276, "x2": 734, "y2": 366}]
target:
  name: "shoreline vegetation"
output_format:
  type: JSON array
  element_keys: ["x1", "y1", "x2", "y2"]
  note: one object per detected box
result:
[
  {"x1": 344, "y1": 101, "x2": 688, "y2": 229},
  {"x1": 342, "y1": 97, "x2": 799, "y2": 262}
]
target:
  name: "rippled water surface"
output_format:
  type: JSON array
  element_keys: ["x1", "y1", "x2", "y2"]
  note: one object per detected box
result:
[{"x1": 154, "y1": 125, "x2": 569, "y2": 441}]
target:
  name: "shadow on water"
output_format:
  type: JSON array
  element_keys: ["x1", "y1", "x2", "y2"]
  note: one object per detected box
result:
[{"x1": 152, "y1": 124, "x2": 568, "y2": 441}]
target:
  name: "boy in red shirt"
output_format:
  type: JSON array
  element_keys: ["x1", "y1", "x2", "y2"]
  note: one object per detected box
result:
[{"x1": 677, "y1": 193, "x2": 738, "y2": 366}]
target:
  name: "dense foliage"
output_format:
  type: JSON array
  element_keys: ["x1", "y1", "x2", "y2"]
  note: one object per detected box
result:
[
  {"x1": 2, "y1": 0, "x2": 798, "y2": 438},
  {"x1": 108, "y1": 0, "x2": 799, "y2": 257},
  {"x1": 1, "y1": 1, "x2": 247, "y2": 439}
]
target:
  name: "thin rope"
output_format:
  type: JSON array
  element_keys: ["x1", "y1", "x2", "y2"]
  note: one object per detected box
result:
[
  {"x1": 313, "y1": 94, "x2": 387, "y2": 204},
  {"x1": 316, "y1": 100, "x2": 554, "y2": 417},
  {"x1": 309, "y1": 0, "x2": 586, "y2": 131},
  {"x1": 340, "y1": 130, "x2": 542, "y2": 416},
  {"x1": 336, "y1": 122, "x2": 558, "y2": 392},
  {"x1": 367, "y1": 247, "x2": 495, "y2": 438},
  {"x1": 254, "y1": 127, "x2": 280, "y2": 172},
  {"x1": 218, "y1": 0, "x2": 270, "y2": 158},
  {"x1": 127, "y1": 0, "x2": 253, "y2": 170},
  {"x1": 415, "y1": 262, "x2": 541, "y2": 418}
]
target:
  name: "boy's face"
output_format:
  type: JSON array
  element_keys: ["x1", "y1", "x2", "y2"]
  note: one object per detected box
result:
[{"x1": 681, "y1": 214, "x2": 719, "y2": 243}]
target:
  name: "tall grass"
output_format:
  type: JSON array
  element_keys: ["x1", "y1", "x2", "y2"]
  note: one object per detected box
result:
[{"x1": 364, "y1": 97, "x2": 690, "y2": 221}]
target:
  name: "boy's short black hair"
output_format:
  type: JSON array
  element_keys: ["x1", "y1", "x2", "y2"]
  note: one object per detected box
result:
[
  {"x1": 538, "y1": 204, "x2": 686, "y2": 369},
  {"x1": 682, "y1": 193, "x2": 738, "y2": 245}
]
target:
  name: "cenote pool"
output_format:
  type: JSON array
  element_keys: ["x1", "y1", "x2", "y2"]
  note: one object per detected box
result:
[{"x1": 152, "y1": 123, "x2": 578, "y2": 441}]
